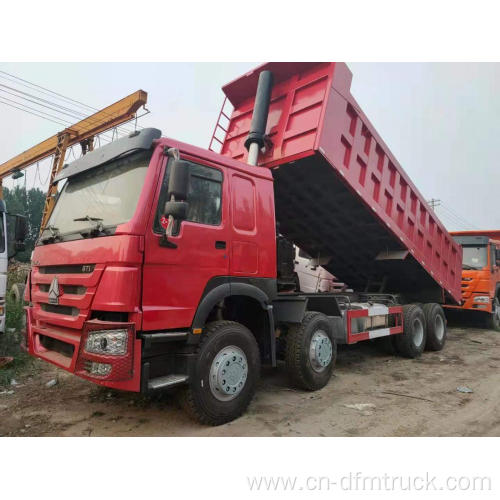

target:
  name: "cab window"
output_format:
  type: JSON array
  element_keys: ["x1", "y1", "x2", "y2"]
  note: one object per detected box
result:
[{"x1": 154, "y1": 160, "x2": 223, "y2": 233}]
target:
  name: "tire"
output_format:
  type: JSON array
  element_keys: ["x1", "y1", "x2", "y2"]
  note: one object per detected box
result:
[
  {"x1": 181, "y1": 320, "x2": 260, "y2": 426},
  {"x1": 10, "y1": 283, "x2": 25, "y2": 303},
  {"x1": 285, "y1": 311, "x2": 336, "y2": 391},
  {"x1": 423, "y1": 303, "x2": 447, "y2": 351},
  {"x1": 485, "y1": 297, "x2": 500, "y2": 331},
  {"x1": 394, "y1": 304, "x2": 427, "y2": 358}
]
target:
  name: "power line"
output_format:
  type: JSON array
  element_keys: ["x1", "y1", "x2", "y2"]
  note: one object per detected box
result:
[
  {"x1": 427, "y1": 196, "x2": 479, "y2": 230},
  {"x1": 0, "y1": 85, "x2": 88, "y2": 121},
  {"x1": 0, "y1": 98, "x2": 68, "y2": 127},
  {"x1": 0, "y1": 86, "x2": 133, "y2": 141},
  {"x1": 0, "y1": 98, "x2": 121, "y2": 149},
  {"x1": 439, "y1": 203, "x2": 479, "y2": 230},
  {"x1": 0, "y1": 69, "x2": 97, "y2": 113},
  {"x1": 0, "y1": 70, "x2": 141, "y2": 136},
  {"x1": 0, "y1": 83, "x2": 88, "y2": 118}
]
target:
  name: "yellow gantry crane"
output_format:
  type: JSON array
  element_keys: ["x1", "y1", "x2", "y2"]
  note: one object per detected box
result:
[{"x1": 0, "y1": 90, "x2": 148, "y2": 232}]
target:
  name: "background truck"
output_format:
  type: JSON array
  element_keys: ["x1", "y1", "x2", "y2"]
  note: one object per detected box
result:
[
  {"x1": 24, "y1": 62, "x2": 462, "y2": 425},
  {"x1": 0, "y1": 200, "x2": 27, "y2": 333},
  {"x1": 293, "y1": 247, "x2": 346, "y2": 293},
  {"x1": 445, "y1": 230, "x2": 500, "y2": 330}
]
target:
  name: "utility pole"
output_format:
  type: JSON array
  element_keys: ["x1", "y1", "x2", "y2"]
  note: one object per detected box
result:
[{"x1": 428, "y1": 198, "x2": 441, "y2": 210}]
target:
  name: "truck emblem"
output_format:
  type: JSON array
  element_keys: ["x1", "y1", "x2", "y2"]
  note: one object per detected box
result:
[{"x1": 48, "y1": 277, "x2": 60, "y2": 305}]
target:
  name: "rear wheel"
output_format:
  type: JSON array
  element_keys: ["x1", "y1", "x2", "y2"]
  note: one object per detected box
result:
[
  {"x1": 181, "y1": 320, "x2": 260, "y2": 426},
  {"x1": 285, "y1": 311, "x2": 336, "y2": 391},
  {"x1": 394, "y1": 304, "x2": 427, "y2": 358},
  {"x1": 423, "y1": 303, "x2": 447, "y2": 351},
  {"x1": 485, "y1": 297, "x2": 500, "y2": 331}
]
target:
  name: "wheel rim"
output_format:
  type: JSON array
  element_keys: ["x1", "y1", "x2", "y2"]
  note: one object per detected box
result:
[
  {"x1": 209, "y1": 345, "x2": 248, "y2": 401},
  {"x1": 434, "y1": 314, "x2": 445, "y2": 341},
  {"x1": 309, "y1": 330, "x2": 333, "y2": 372},
  {"x1": 412, "y1": 318, "x2": 424, "y2": 347}
]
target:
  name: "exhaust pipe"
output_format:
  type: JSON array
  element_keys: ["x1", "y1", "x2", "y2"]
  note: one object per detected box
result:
[{"x1": 245, "y1": 70, "x2": 274, "y2": 166}]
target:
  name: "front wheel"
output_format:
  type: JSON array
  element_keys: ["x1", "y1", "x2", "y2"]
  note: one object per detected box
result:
[
  {"x1": 285, "y1": 311, "x2": 336, "y2": 391},
  {"x1": 485, "y1": 297, "x2": 500, "y2": 331},
  {"x1": 181, "y1": 321, "x2": 260, "y2": 426}
]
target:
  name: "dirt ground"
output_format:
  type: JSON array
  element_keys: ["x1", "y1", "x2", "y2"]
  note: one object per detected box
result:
[{"x1": 1, "y1": 325, "x2": 499, "y2": 437}]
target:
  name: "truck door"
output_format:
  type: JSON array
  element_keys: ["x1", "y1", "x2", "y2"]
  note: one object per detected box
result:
[
  {"x1": 142, "y1": 155, "x2": 229, "y2": 331},
  {"x1": 492, "y1": 243, "x2": 500, "y2": 297}
]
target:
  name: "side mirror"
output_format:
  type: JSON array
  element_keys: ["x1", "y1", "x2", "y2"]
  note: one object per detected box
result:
[
  {"x1": 164, "y1": 200, "x2": 188, "y2": 221},
  {"x1": 15, "y1": 215, "x2": 27, "y2": 242},
  {"x1": 160, "y1": 160, "x2": 190, "y2": 249},
  {"x1": 7, "y1": 214, "x2": 27, "y2": 259},
  {"x1": 168, "y1": 160, "x2": 190, "y2": 201}
]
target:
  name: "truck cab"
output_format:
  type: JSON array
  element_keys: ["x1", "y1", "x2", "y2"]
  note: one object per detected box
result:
[{"x1": 445, "y1": 231, "x2": 500, "y2": 330}]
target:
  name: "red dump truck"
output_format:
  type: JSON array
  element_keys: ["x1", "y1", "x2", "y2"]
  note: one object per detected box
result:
[{"x1": 24, "y1": 62, "x2": 462, "y2": 424}]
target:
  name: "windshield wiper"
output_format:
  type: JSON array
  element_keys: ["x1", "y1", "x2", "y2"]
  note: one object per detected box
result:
[
  {"x1": 73, "y1": 215, "x2": 108, "y2": 237},
  {"x1": 41, "y1": 224, "x2": 62, "y2": 244},
  {"x1": 73, "y1": 215, "x2": 103, "y2": 222},
  {"x1": 462, "y1": 264, "x2": 479, "y2": 270}
]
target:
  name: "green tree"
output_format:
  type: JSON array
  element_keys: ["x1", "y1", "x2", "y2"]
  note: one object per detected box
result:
[{"x1": 3, "y1": 185, "x2": 45, "y2": 262}]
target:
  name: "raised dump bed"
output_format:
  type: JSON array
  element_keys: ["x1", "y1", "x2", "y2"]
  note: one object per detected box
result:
[{"x1": 218, "y1": 62, "x2": 462, "y2": 304}]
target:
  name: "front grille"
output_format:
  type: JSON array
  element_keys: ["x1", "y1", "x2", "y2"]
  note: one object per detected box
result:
[
  {"x1": 39, "y1": 283, "x2": 86, "y2": 295},
  {"x1": 39, "y1": 264, "x2": 95, "y2": 275},
  {"x1": 41, "y1": 303, "x2": 79, "y2": 316},
  {"x1": 32, "y1": 263, "x2": 103, "y2": 330}
]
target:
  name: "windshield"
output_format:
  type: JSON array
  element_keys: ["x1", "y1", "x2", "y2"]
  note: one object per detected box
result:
[
  {"x1": 462, "y1": 245, "x2": 488, "y2": 270},
  {"x1": 41, "y1": 150, "x2": 151, "y2": 242}
]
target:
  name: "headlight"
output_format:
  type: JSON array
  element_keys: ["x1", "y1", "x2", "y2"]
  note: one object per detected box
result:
[
  {"x1": 473, "y1": 296, "x2": 490, "y2": 304},
  {"x1": 85, "y1": 329, "x2": 128, "y2": 356}
]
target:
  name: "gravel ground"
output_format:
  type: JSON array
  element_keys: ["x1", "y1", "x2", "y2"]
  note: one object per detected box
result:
[{"x1": 1, "y1": 326, "x2": 499, "y2": 437}]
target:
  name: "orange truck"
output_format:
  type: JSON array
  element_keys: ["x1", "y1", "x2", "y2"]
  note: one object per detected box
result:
[{"x1": 445, "y1": 230, "x2": 500, "y2": 330}]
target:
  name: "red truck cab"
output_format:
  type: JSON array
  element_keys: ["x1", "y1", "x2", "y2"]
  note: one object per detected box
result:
[
  {"x1": 26, "y1": 129, "x2": 277, "y2": 393},
  {"x1": 445, "y1": 231, "x2": 500, "y2": 330}
]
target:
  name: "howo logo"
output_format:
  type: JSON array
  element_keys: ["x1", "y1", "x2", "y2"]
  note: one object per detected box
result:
[{"x1": 48, "y1": 276, "x2": 60, "y2": 305}]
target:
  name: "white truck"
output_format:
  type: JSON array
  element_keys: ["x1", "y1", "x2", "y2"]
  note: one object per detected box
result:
[
  {"x1": 294, "y1": 247, "x2": 350, "y2": 293},
  {"x1": 0, "y1": 199, "x2": 27, "y2": 333}
]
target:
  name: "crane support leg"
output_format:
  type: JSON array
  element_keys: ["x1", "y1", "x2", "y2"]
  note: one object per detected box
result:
[{"x1": 39, "y1": 132, "x2": 70, "y2": 234}]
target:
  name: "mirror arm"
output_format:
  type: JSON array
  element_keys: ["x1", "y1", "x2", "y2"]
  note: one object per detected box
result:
[
  {"x1": 160, "y1": 147, "x2": 179, "y2": 249},
  {"x1": 160, "y1": 195, "x2": 178, "y2": 249}
]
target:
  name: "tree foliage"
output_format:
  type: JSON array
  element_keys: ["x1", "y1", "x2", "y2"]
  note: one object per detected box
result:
[{"x1": 3, "y1": 185, "x2": 45, "y2": 262}]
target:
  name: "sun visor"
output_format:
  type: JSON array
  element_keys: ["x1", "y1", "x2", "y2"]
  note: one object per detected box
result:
[{"x1": 54, "y1": 128, "x2": 161, "y2": 182}]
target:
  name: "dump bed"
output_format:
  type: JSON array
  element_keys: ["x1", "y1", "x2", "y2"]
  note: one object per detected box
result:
[{"x1": 217, "y1": 62, "x2": 462, "y2": 304}]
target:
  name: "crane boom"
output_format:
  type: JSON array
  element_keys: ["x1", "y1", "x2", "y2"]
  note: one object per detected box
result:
[{"x1": 0, "y1": 89, "x2": 148, "y2": 231}]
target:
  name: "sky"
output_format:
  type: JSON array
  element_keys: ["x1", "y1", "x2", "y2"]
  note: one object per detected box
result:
[{"x1": 0, "y1": 62, "x2": 498, "y2": 231}]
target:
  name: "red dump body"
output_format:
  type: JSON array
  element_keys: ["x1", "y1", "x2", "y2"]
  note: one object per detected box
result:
[{"x1": 218, "y1": 62, "x2": 462, "y2": 304}]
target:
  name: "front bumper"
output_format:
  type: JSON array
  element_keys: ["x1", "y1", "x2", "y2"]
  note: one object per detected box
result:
[
  {"x1": 444, "y1": 294, "x2": 493, "y2": 313},
  {"x1": 25, "y1": 306, "x2": 142, "y2": 392}
]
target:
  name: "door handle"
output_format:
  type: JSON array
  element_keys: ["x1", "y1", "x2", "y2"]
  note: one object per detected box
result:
[{"x1": 215, "y1": 240, "x2": 226, "y2": 249}]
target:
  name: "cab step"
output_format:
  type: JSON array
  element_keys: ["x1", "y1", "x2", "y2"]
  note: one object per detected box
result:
[{"x1": 147, "y1": 374, "x2": 189, "y2": 391}]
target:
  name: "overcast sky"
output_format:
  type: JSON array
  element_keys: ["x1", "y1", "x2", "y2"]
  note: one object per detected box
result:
[{"x1": 0, "y1": 62, "x2": 498, "y2": 231}]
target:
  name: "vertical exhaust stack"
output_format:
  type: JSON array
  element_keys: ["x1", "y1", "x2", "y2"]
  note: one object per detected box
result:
[{"x1": 244, "y1": 70, "x2": 274, "y2": 166}]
